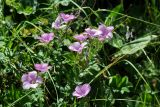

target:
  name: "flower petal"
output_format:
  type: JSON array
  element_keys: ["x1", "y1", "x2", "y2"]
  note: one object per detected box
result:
[
  {"x1": 81, "y1": 84, "x2": 91, "y2": 96},
  {"x1": 69, "y1": 42, "x2": 81, "y2": 51},
  {"x1": 38, "y1": 33, "x2": 54, "y2": 43},
  {"x1": 72, "y1": 91, "x2": 82, "y2": 98},
  {"x1": 81, "y1": 42, "x2": 87, "y2": 48},
  {"x1": 106, "y1": 32, "x2": 113, "y2": 38},
  {"x1": 73, "y1": 83, "x2": 91, "y2": 98},
  {"x1": 28, "y1": 71, "x2": 37, "y2": 80},
  {"x1": 21, "y1": 74, "x2": 28, "y2": 82},
  {"x1": 34, "y1": 63, "x2": 49, "y2": 72},
  {"x1": 36, "y1": 76, "x2": 43, "y2": 83},
  {"x1": 23, "y1": 82, "x2": 31, "y2": 89},
  {"x1": 73, "y1": 34, "x2": 88, "y2": 41},
  {"x1": 107, "y1": 26, "x2": 114, "y2": 31},
  {"x1": 60, "y1": 13, "x2": 75, "y2": 23},
  {"x1": 30, "y1": 83, "x2": 39, "y2": 88}
]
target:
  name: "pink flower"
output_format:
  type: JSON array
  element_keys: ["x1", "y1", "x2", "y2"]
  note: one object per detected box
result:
[
  {"x1": 34, "y1": 63, "x2": 51, "y2": 73},
  {"x1": 69, "y1": 42, "x2": 87, "y2": 53},
  {"x1": 85, "y1": 28, "x2": 102, "y2": 38},
  {"x1": 52, "y1": 16, "x2": 62, "y2": 29},
  {"x1": 21, "y1": 71, "x2": 42, "y2": 89},
  {"x1": 38, "y1": 33, "x2": 54, "y2": 43},
  {"x1": 73, "y1": 33, "x2": 88, "y2": 42},
  {"x1": 72, "y1": 83, "x2": 91, "y2": 99},
  {"x1": 52, "y1": 13, "x2": 75, "y2": 29},
  {"x1": 60, "y1": 13, "x2": 75, "y2": 23},
  {"x1": 98, "y1": 24, "x2": 114, "y2": 41}
]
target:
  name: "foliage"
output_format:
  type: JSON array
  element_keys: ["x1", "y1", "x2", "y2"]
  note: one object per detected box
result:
[{"x1": 1, "y1": 0, "x2": 160, "y2": 107}]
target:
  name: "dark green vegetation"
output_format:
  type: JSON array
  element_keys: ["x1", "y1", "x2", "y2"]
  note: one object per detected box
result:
[{"x1": 1, "y1": 0, "x2": 160, "y2": 107}]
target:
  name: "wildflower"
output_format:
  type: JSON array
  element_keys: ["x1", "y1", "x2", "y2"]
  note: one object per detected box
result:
[
  {"x1": 34, "y1": 63, "x2": 51, "y2": 73},
  {"x1": 21, "y1": 71, "x2": 42, "y2": 89},
  {"x1": 60, "y1": 13, "x2": 75, "y2": 23},
  {"x1": 52, "y1": 13, "x2": 75, "y2": 29},
  {"x1": 38, "y1": 33, "x2": 54, "y2": 43},
  {"x1": 98, "y1": 24, "x2": 114, "y2": 41},
  {"x1": 72, "y1": 83, "x2": 91, "y2": 99},
  {"x1": 73, "y1": 33, "x2": 88, "y2": 42},
  {"x1": 69, "y1": 42, "x2": 87, "y2": 53},
  {"x1": 85, "y1": 28, "x2": 102, "y2": 38},
  {"x1": 52, "y1": 16, "x2": 62, "y2": 29}
]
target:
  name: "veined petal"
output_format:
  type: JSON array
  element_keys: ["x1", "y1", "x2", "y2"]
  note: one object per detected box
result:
[
  {"x1": 36, "y1": 76, "x2": 43, "y2": 83},
  {"x1": 72, "y1": 83, "x2": 91, "y2": 98},
  {"x1": 107, "y1": 26, "x2": 114, "y2": 31},
  {"x1": 72, "y1": 91, "x2": 82, "y2": 98},
  {"x1": 73, "y1": 34, "x2": 88, "y2": 41},
  {"x1": 23, "y1": 82, "x2": 31, "y2": 89},
  {"x1": 69, "y1": 42, "x2": 81, "y2": 51},
  {"x1": 60, "y1": 13, "x2": 75, "y2": 23},
  {"x1": 28, "y1": 71, "x2": 37, "y2": 80},
  {"x1": 81, "y1": 84, "x2": 91, "y2": 96},
  {"x1": 37, "y1": 33, "x2": 54, "y2": 43},
  {"x1": 34, "y1": 63, "x2": 49, "y2": 72},
  {"x1": 21, "y1": 74, "x2": 28, "y2": 82},
  {"x1": 69, "y1": 42, "x2": 87, "y2": 53}
]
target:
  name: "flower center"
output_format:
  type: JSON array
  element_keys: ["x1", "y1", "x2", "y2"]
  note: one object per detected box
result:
[
  {"x1": 64, "y1": 15, "x2": 70, "y2": 19},
  {"x1": 31, "y1": 80, "x2": 36, "y2": 84}
]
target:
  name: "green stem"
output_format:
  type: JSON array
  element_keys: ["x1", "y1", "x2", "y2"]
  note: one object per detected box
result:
[
  {"x1": 47, "y1": 71, "x2": 59, "y2": 103},
  {"x1": 8, "y1": 90, "x2": 34, "y2": 107},
  {"x1": 89, "y1": 55, "x2": 125, "y2": 84}
]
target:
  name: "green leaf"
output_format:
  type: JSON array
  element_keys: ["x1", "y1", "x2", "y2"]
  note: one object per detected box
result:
[
  {"x1": 62, "y1": 52, "x2": 78, "y2": 65},
  {"x1": 114, "y1": 35, "x2": 157, "y2": 57},
  {"x1": 0, "y1": 0, "x2": 3, "y2": 19},
  {"x1": 0, "y1": 41, "x2": 5, "y2": 47},
  {"x1": 5, "y1": 0, "x2": 38, "y2": 15},
  {"x1": 0, "y1": 52, "x2": 5, "y2": 60},
  {"x1": 63, "y1": 39, "x2": 71, "y2": 46},
  {"x1": 105, "y1": 4, "x2": 123, "y2": 25},
  {"x1": 109, "y1": 75, "x2": 132, "y2": 94},
  {"x1": 108, "y1": 33, "x2": 124, "y2": 48},
  {"x1": 121, "y1": 87, "x2": 130, "y2": 94},
  {"x1": 54, "y1": 0, "x2": 70, "y2": 6}
]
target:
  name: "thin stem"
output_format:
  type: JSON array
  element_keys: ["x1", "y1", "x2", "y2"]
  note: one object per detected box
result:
[
  {"x1": 8, "y1": 90, "x2": 34, "y2": 107},
  {"x1": 97, "y1": 9, "x2": 160, "y2": 27},
  {"x1": 47, "y1": 71, "x2": 59, "y2": 103},
  {"x1": 89, "y1": 55, "x2": 125, "y2": 84},
  {"x1": 122, "y1": 59, "x2": 160, "y2": 106},
  {"x1": 123, "y1": 59, "x2": 149, "y2": 86}
]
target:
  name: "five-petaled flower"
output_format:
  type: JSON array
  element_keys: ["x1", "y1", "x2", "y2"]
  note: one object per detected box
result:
[
  {"x1": 69, "y1": 42, "x2": 87, "y2": 53},
  {"x1": 34, "y1": 63, "x2": 51, "y2": 73},
  {"x1": 38, "y1": 33, "x2": 54, "y2": 43},
  {"x1": 60, "y1": 13, "x2": 75, "y2": 23},
  {"x1": 52, "y1": 15, "x2": 62, "y2": 29},
  {"x1": 98, "y1": 24, "x2": 114, "y2": 41},
  {"x1": 73, "y1": 33, "x2": 88, "y2": 42},
  {"x1": 85, "y1": 28, "x2": 102, "y2": 38},
  {"x1": 52, "y1": 13, "x2": 75, "y2": 29},
  {"x1": 21, "y1": 71, "x2": 42, "y2": 89},
  {"x1": 72, "y1": 83, "x2": 91, "y2": 99}
]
